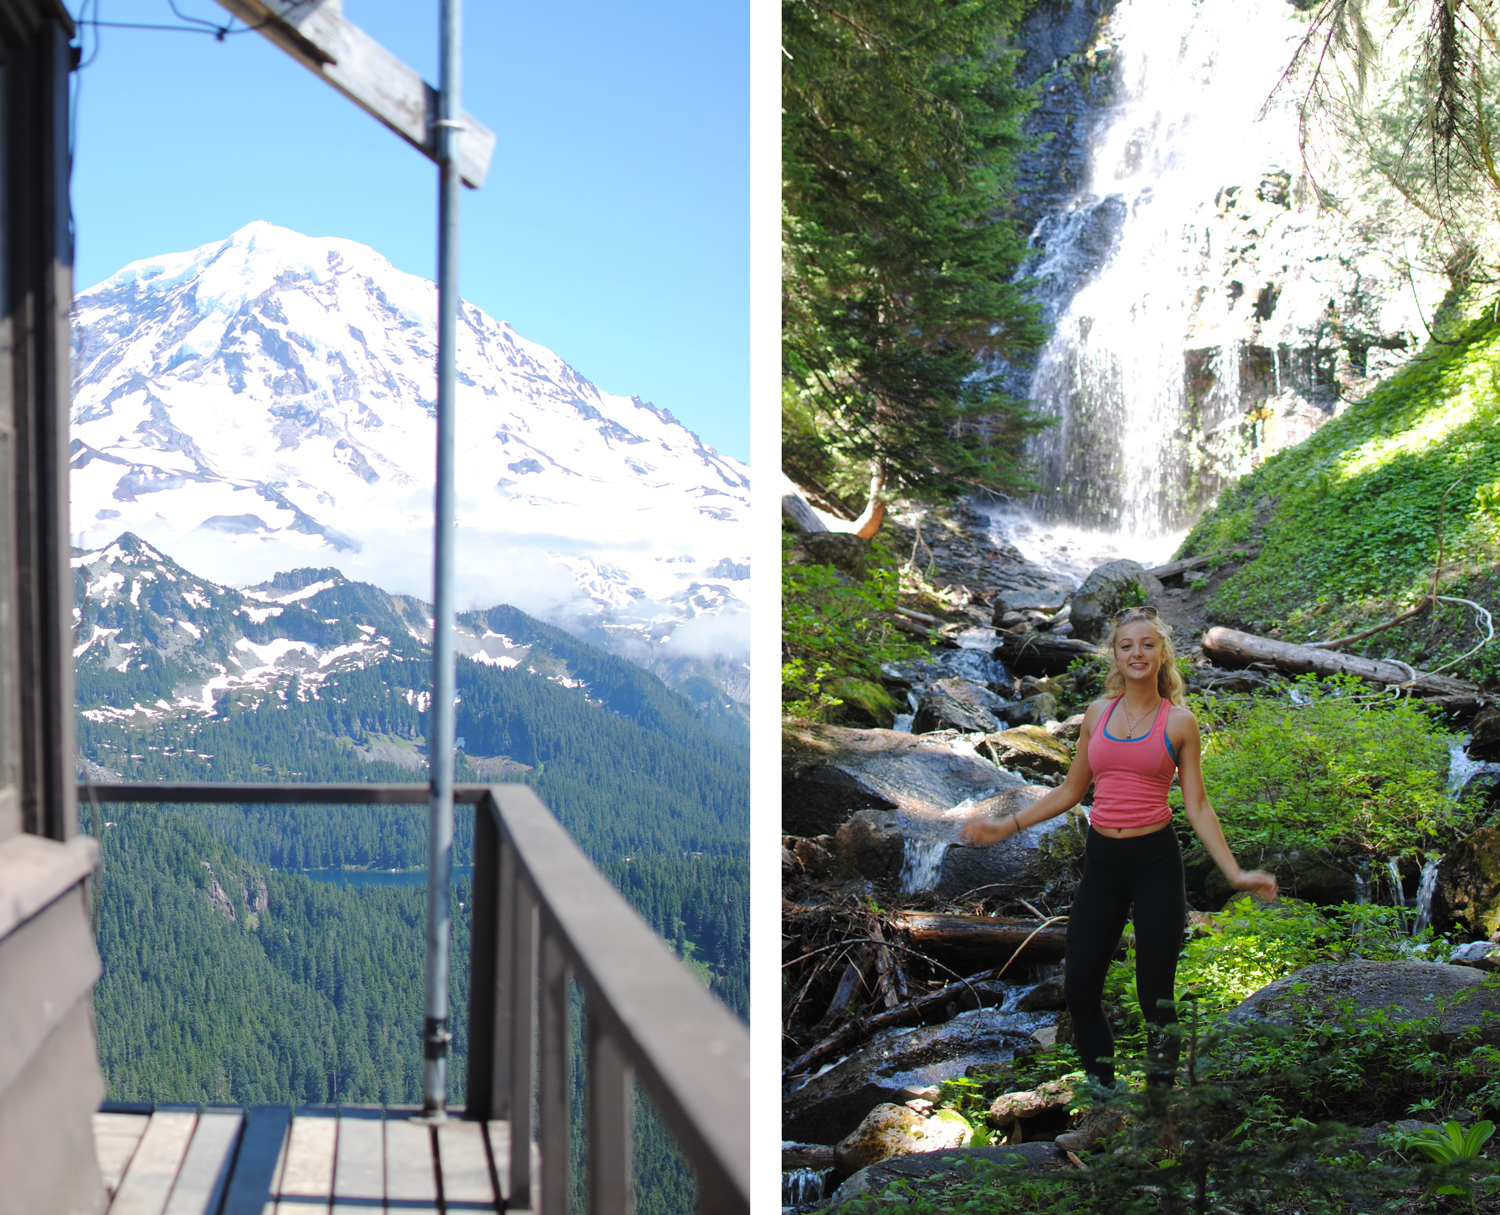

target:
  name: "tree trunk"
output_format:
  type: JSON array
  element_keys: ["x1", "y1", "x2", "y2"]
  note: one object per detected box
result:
[
  {"x1": 993, "y1": 632, "x2": 1102, "y2": 677},
  {"x1": 1200, "y1": 626, "x2": 1479, "y2": 698}
]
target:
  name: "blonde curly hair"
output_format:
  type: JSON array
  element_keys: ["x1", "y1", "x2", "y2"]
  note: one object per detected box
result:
[{"x1": 1102, "y1": 607, "x2": 1186, "y2": 706}]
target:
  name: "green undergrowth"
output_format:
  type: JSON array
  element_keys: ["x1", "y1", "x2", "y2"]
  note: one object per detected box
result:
[
  {"x1": 782, "y1": 534, "x2": 931, "y2": 723},
  {"x1": 840, "y1": 900, "x2": 1500, "y2": 1214},
  {"x1": 1179, "y1": 677, "x2": 1462, "y2": 861},
  {"x1": 1182, "y1": 309, "x2": 1500, "y2": 687}
]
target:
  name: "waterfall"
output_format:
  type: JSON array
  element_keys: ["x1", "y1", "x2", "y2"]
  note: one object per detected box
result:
[
  {"x1": 1412, "y1": 858, "x2": 1441, "y2": 934},
  {"x1": 899, "y1": 837, "x2": 950, "y2": 894},
  {"x1": 1386, "y1": 856, "x2": 1407, "y2": 909},
  {"x1": 1019, "y1": 0, "x2": 1318, "y2": 534},
  {"x1": 782, "y1": 1168, "x2": 833, "y2": 1209}
]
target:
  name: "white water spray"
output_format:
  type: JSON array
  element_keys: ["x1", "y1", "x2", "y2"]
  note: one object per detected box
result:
[
  {"x1": 1022, "y1": 0, "x2": 1310, "y2": 533},
  {"x1": 1413, "y1": 858, "x2": 1441, "y2": 934},
  {"x1": 900, "y1": 838, "x2": 950, "y2": 895}
]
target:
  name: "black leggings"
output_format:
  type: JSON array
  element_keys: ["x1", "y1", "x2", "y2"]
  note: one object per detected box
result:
[{"x1": 1063, "y1": 826, "x2": 1187, "y2": 1088}]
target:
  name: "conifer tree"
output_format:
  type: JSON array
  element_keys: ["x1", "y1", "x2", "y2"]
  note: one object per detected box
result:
[{"x1": 782, "y1": 0, "x2": 1048, "y2": 522}]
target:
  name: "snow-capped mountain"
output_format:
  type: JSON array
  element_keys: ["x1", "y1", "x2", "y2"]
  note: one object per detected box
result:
[{"x1": 69, "y1": 222, "x2": 750, "y2": 693}]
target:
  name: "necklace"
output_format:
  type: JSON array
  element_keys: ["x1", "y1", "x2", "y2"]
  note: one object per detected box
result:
[{"x1": 1117, "y1": 697, "x2": 1161, "y2": 739}]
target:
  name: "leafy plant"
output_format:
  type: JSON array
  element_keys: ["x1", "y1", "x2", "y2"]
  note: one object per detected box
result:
[
  {"x1": 1182, "y1": 676, "x2": 1457, "y2": 859},
  {"x1": 1403, "y1": 1119, "x2": 1496, "y2": 1208},
  {"x1": 781, "y1": 536, "x2": 928, "y2": 721}
]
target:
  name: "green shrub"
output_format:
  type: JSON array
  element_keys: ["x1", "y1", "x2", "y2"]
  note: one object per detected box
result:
[
  {"x1": 781, "y1": 535, "x2": 928, "y2": 720},
  {"x1": 1181, "y1": 677, "x2": 1457, "y2": 859}
]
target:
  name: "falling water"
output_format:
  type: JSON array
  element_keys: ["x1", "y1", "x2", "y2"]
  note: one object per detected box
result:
[
  {"x1": 900, "y1": 837, "x2": 951, "y2": 895},
  {"x1": 1020, "y1": 0, "x2": 1307, "y2": 534},
  {"x1": 782, "y1": 1168, "x2": 833, "y2": 1209},
  {"x1": 1386, "y1": 857, "x2": 1407, "y2": 909},
  {"x1": 1412, "y1": 858, "x2": 1441, "y2": 934}
]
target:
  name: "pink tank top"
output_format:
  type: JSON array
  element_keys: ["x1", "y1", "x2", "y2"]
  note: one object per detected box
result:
[{"x1": 1086, "y1": 698, "x2": 1178, "y2": 831}]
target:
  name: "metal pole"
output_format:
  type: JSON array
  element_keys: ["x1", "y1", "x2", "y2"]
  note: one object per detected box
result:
[{"x1": 422, "y1": 0, "x2": 462, "y2": 1118}]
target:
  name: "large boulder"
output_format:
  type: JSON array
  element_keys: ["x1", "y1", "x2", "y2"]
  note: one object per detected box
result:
[
  {"x1": 782, "y1": 723, "x2": 1027, "y2": 837},
  {"x1": 827, "y1": 1142, "x2": 1054, "y2": 1208},
  {"x1": 1227, "y1": 961, "x2": 1500, "y2": 1042},
  {"x1": 983, "y1": 727, "x2": 1073, "y2": 781},
  {"x1": 1469, "y1": 707, "x2": 1500, "y2": 763},
  {"x1": 912, "y1": 678, "x2": 1003, "y2": 734},
  {"x1": 834, "y1": 1104, "x2": 971, "y2": 1172},
  {"x1": 1069, "y1": 560, "x2": 1164, "y2": 644},
  {"x1": 993, "y1": 585, "x2": 1070, "y2": 617},
  {"x1": 830, "y1": 788, "x2": 1074, "y2": 900},
  {"x1": 932, "y1": 792, "x2": 1082, "y2": 901},
  {"x1": 987, "y1": 1076, "x2": 1076, "y2": 1142},
  {"x1": 995, "y1": 693, "x2": 1059, "y2": 729},
  {"x1": 1432, "y1": 825, "x2": 1500, "y2": 938},
  {"x1": 782, "y1": 1008, "x2": 1049, "y2": 1144}
]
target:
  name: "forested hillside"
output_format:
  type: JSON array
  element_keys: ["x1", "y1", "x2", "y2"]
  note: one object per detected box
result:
[{"x1": 79, "y1": 537, "x2": 747, "y2": 1122}]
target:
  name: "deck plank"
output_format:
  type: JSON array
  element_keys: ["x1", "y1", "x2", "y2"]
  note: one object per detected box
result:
[
  {"x1": 384, "y1": 1116, "x2": 439, "y2": 1214},
  {"x1": 163, "y1": 1110, "x2": 244, "y2": 1215},
  {"x1": 277, "y1": 1108, "x2": 338, "y2": 1211},
  {"x1": 436, "y1": 1120, "x2": 497, "y2": 1210},
  {"x1": 331, "y1": 1108, "x2": 384, "y2": 1215},
  {"x1": 93, "y1": 1112, "x2": 149, "y2": 1196},
  {"x1": 109, "y1": 1110, "x2": 199, "y2": 1215},
  {"x1": 220, "y1": 1106, "x2": 292, "y2": 1215}
]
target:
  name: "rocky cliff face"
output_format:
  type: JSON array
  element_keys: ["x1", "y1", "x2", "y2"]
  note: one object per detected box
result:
[{"x1": 1006, "y1": 0, "x2": 1449, "y2": 536}]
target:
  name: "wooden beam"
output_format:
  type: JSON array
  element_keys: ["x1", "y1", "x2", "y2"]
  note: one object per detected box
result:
[{"x1": 210, "y1": 0, "x2": 495, "y2": 188}]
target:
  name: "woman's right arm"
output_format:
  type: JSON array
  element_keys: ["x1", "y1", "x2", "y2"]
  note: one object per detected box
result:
[{"x1": 959, "y1": 700, "x2": 1101, "y2": 846}]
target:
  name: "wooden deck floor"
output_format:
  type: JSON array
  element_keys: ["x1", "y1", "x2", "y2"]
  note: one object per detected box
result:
[{"x1": 93, "y1": 1104, "x2": 519, "y2": 1214}]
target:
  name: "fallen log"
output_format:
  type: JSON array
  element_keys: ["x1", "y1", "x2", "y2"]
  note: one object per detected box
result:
[
  {"x1": 994, "y1": 633, "x2": 1101, "y2": 677},
  {"x1": 891, "y1": 913, "x2": 1068, "y2": 966},
  {"x1": 1146, "y1": 548, "x2": 1254, "y2": 582},
  {"x1": 1201, "y1": 626, "x2": 1479, "y2": 698}
]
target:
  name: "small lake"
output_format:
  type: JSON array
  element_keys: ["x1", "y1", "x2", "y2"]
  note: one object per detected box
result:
[{"x1": 299, "y1": 864, "x2": 474, "y2": 889}]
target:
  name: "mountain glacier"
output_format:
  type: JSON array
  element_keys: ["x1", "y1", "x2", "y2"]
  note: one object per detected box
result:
[{"x1": 70, "y1": 222, "x2": 750, "y2": 696}]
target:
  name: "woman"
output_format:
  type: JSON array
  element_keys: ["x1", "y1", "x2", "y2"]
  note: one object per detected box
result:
[{"x1": 960, "y1": 606, "x2": 1276, "y2": 1145}]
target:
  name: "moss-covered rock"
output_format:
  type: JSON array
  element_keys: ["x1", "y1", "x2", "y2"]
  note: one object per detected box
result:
[{"x1": 1432, "y1": 824, "x2": 1500, "y2": 938}]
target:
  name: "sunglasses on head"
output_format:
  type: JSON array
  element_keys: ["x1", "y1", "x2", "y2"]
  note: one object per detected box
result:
[{"x1": 1112, "y1": 605, "x2": 1160, "y2": 622}]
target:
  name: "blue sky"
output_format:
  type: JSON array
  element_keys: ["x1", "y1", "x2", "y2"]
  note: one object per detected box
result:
[{"x1": 67, "y1": 0, "x2": 750, "y2": 461}]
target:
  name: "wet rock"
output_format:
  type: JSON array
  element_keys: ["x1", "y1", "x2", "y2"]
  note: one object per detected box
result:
[
  {"x1": 1227, "y1": 961, "x2": 1500, "y2": 1042},
  {"x1": 782, "y1": 1007, "x2": 1048, "y2": 1144},
  {"x1": 1014, "y1": 977, "x2": 1068, "y2": 1012},
  {"x1": 828, "y1": 1142, "x2": 1055, "y2": 1208},
  {"x1": 1189, "y1": 848, "x2": 1356, "y2": 908},
  {"x1": 988, "y1": 1077, "x2": 1076, "y2": 1141},
  {"x1": 783, "y1": 723, "x2": 1025, "y2": 837},
  {"x1": 1450, "y1": 941, "x2": 1500, "y2": 971},
  {"x1": 996, "y1": 693, "x2": 1059, "y2": 729},
  {"x1": 1045, "y1": 714, "x2": 1086, "y2": 743},
  {"x1": 1070, "y1": 560, "x2": 1165, "y2": 644},
  {"x1": 790, "y1": 531, "x2": 870, "y2": 580},
  {"x1": 994, "y1": 586, "x2": 1070, "y2": 617},
  {"x1": 1017, "y1": 677, "x2": 1066, "y2": 700},
  {"x1": 994, "y1": 632, "x2": 1101, "y2": 677},
  {"x1": 997, "y1": 610, "x2": 1027, "y2": 628},
  {"x1": 1469, "y1": 707, "x2": 1500, "y2": 763},
  {"x1": 933, "y1": 793, "x2": 1082, "y2": 901},
  {"x1": 912, "y1": 678, "x2": 1003, "y2": 734},
  {"x1": 783, "y1": 1141, "x2": 837, "y2": 1171},
  {"x1": 832, "y1": 811, "x2": 907, "y2": 885},
  {"x1": 983, "y1": 727, "x2": 1073, "y2": 781},
  {"x1": 789, "y1": 835, "x2": 837, "y2": 879},
  {"x1": 1457, "y1": 770, "x2": 1500, "y2": 820},
  {"x1": 1431, "y1": 825, "x2": 1500, "y2": 937},
  {"x1": 834, "y1": 1104, "x2": 971, "y2": 1172}
]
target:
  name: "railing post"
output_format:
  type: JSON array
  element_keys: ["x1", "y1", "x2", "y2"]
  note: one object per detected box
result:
[
  {"x1": 537, "y1": 927, "x2": 569, "y2": 1215},
  {"x1": 465, "y1": 794, "x2": 501, "y2": 1119},
  {"x1": 502, "y1": 853, "x2": 537, "y2": 1208},
  {"x1": 587, "y1": 1014, "x2": 633, "y2": 1215}
]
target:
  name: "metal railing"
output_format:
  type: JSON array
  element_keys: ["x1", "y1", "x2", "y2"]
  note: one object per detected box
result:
[{"x1": 81, "y1": 781, "x2": 750, "y2": 1215}]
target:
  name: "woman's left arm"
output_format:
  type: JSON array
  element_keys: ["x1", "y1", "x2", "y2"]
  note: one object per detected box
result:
[{"x1": 1173, "y1": 708, "x2": 1278, "y2": 902}]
